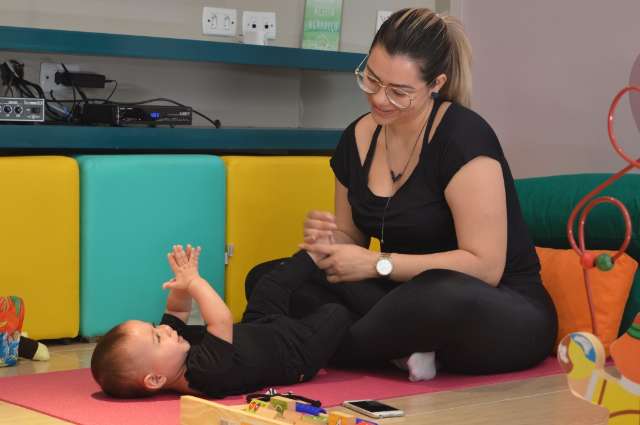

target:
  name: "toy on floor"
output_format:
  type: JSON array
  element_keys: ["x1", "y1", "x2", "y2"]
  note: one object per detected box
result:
[
  {"x1": 558, "y1": 315, "x2": 640, "y2": 424},
  {"x1": 562, "y1": 86, "x2": 640, "y2": 424},
  {"x1": 243, "y1": 394, "x2": 379, "y2": 425},
  {"x1": 0, "y1": 295, "x2": 49, "y2": 367},
  {"x1": 1, "y1": 295, "x2": 24, "y2": 366}
]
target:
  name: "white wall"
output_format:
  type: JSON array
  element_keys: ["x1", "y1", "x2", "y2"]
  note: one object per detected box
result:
[
  {"x1": 463, "y1": 0, "x2": 640, "y2": 178},
  {"x1": 0, "y1": 0, "x2": 443, "y2": 129}
]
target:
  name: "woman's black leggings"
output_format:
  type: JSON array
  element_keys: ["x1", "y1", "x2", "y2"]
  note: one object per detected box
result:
[{"x1": 245, "y1": 254, "x2": 558, "y2": 375}]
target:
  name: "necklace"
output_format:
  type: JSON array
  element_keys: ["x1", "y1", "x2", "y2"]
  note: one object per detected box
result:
[
  {"x1": 384, "y1": 110, "x2": 430, "y2": 184},
  {"x1": 380, "y1": 108, "x2": 432, "y2": 244}
]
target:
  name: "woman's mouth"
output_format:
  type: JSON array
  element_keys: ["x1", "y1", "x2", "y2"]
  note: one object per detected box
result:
[{"x1": 372, "y1": 105, "x2": 396, "y2": 117}]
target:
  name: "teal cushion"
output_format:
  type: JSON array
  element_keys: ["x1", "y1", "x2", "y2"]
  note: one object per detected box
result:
[
  {"x1": 515, "y1": 173, "x2": 640, "y2": 334},
  {"x1": 78, "y1": 155, "x2": 226, "y2": 336}
]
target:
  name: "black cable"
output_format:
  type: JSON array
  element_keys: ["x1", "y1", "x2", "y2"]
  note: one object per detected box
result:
[
  {"x1": 60, "y1": 63, "x2": 88, "y2": 102},
  {"x1": 104, "y1": 80, "x2": 118, "y2": 102}
]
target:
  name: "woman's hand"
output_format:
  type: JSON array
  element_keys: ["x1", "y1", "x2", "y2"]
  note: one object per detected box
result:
[
  {"x1": 299, "y1": 242, "x2": 378, "y2": 283},
  {"x1": 303, "y1": 210, "x2": 337, "y2": 244}
]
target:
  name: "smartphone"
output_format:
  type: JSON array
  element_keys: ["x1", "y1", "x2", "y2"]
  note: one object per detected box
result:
[{"x1": 342, "y1": 400, "x2": 404, "y2": 418}]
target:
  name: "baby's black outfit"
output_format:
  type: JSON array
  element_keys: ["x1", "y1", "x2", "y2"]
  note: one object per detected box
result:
[{"x1": 161, "y1": 251, "x2": 351, "y2": 398}]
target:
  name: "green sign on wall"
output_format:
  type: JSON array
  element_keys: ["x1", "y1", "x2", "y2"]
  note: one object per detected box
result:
[{"x1": 302, "y1": 0, "x2": 343, "y2": 51}]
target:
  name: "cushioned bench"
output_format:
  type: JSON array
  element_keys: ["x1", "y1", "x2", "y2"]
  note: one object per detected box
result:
[
  {"x1": 77, "y1": 155, "x2": 226, "y2": 336},
  {"x1": 222, "y1": 156, "x2": 334, "y2": 321},
  {"x1": 0, "y1": 156, "x2": 79, "y2": 339}
]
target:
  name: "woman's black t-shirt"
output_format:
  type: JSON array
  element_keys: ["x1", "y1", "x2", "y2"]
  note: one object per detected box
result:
[{"x1": 329, "y1": 102, "x2": 541, "y2": 289}]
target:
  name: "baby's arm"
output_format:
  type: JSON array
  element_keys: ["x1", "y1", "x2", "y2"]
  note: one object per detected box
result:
[{"x1": 164, "y1": 245, "x2": 233, "y2": 343}]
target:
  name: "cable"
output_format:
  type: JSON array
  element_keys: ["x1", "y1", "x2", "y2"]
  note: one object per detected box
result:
[
  {"x1": 1, "y1": 59, "x2": 220, "y2": 128},
  {"x1": 104, "y1": 80, "x2": 118, "y2": 102}
]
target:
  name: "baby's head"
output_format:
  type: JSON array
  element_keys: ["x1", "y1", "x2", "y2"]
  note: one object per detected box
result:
[{"x1": 91, "y1": 320, "x2": 190, "y2": 398}]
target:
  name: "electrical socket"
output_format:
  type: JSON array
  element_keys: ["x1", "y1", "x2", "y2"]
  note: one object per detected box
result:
[
  {"x1": 202, "y1": 7, "x2": 237, "y2": 36},
  {"x1": 241, "y1": 11, "x2": 276, "y2": 40},
  {"x1": 40, "y1": 62, "x2": 81, "y2": 97},
  {"x1": 376, "y1": 10, "x2": 393, "y2": 32}
]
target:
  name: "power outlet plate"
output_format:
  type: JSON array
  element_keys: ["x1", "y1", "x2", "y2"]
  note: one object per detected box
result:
[
  {"x1": 376, "y1": 10, "x2": 393, "y2": 32},
  {"x1": 202, "y1": 7, "x2": 237, "y2": 37},
  {"x1": 241, "y1": 11, "x2": 276, "y2": 39},
  {"x1": 40, "y1": 62, "x2": 80, "y2": 97}
]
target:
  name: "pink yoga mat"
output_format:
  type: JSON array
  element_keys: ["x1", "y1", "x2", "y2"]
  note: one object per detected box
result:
[{"x1": 0, "y1": 359, "x2": 562, "y2": 425}]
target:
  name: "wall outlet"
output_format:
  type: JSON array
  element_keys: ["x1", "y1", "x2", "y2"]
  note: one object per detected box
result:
[
  {"x1": 40, "y1": 62, "x2": 81, "y2": 97},
  {"x1": 202, "y1": 7, "x2": 237, "y2": 36},
  {"x1": 376, "y1": 10, "x2": 393, "y2": 32},
  {"x1": 241, "y1": 11, "x2": 276, "y2": 40}
]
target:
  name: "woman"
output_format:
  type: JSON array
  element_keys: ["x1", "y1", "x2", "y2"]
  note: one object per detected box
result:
[{"x1": 245, "y1": 8, "x2": 557, "y2": 381}]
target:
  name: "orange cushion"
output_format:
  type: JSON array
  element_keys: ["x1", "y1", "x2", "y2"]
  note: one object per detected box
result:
[{"x1": 536, "y1": 247, "x2": 637, "y2": 355}]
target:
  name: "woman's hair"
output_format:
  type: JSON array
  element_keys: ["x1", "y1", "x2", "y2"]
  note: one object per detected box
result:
[
  {"x1": 90, "y1": 323, "x2": 151, "y2": 398},
  {"x1": 372, "y1": 8, "x2": 472, "y2": 107}
]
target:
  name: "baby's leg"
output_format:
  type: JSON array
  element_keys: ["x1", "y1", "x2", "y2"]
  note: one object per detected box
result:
[
  {"x1": 292, "y1": 303, "x2": 353, "y2": 381},
  {"x1": 242, "y1": 251, "x2": 318, "y2": 322}
]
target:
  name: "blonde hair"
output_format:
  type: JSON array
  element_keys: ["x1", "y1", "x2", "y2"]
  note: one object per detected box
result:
[{"x1": 372, "y1": 8, "x2": 473, "y2": 107}]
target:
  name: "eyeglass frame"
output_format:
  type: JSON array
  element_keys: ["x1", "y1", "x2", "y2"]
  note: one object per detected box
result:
[{"x1": 354, "y1": 54, "x2": 427, "y2": 110}]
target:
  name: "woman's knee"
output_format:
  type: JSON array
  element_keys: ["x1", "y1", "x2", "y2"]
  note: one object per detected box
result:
[{"x1": 389, "y1": 269, "x2": 484, "y2": 318}]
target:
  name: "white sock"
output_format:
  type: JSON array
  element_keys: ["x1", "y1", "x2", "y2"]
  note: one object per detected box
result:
[{"x1": 407, "y1": 351, "x2": 436, "y2": 382}]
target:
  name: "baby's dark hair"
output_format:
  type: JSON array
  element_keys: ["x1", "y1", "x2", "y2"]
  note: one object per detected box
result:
[{"x1": 90, "y1": 323, "x2": 151, "y2": 398}]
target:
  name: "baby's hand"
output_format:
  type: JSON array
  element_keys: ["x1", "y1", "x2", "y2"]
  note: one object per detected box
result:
[{"x1": 163, "y1": 244, "x2": 202, "y2": 291}]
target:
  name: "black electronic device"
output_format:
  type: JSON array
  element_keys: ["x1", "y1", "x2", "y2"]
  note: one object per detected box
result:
[
  {"x1": 0, "y1": 97, "x2": 45, "y2": 122},
  {"x1": 342, "y1": 400, "x2": 405, "y2": 418},
  {"x1": 80, "y1": 104, "x2": 192, "y2": 126}
]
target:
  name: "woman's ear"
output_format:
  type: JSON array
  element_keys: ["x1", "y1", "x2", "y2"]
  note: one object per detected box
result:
[
  {"x1": 432, "y1": 73, "x2": 448, "y2": 93},
  {"x1": 143, "y1": 373, "x2": 167, "y2": 390}
]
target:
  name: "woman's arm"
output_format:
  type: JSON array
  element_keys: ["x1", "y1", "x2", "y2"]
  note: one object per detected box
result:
[
  {"x1": 389, "y1": 156, "x2": 507, "y2": 286},
  {"x1": 333, "y1": 178, "x2": 368, "y2": 246}
]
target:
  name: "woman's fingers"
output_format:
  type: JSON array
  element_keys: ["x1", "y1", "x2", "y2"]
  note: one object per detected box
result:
[{"x1": 307, "y1": 210, "x2": 336, "y2": 223}]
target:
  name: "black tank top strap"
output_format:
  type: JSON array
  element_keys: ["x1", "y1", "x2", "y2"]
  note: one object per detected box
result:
[
  {"x1": 362, "y1": 124, "x2": 382, "y2": 174},
  {"x1": 363, "y1": 99, "x2": 442, "y2": 176},
  {"x1": 423, "y1": 98, "x2": 443, "y2": 143}
]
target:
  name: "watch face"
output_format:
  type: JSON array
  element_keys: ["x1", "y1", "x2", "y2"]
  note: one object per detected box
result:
[{"x1": 376, "y1": 258, "x2": 393, "y2": 276}]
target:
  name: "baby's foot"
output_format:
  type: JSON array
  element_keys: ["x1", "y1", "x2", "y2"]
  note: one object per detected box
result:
[
  {"x1": 306, "y1": 233, "x2": 334, "y2": 265},
  {"x1": 406, "y1": 351, "x2": 436, "y2": 381}
]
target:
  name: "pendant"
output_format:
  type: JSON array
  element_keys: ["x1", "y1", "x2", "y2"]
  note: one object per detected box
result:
[{"x1": 390, "y1": 170, "x2": 402, "y2": 183}]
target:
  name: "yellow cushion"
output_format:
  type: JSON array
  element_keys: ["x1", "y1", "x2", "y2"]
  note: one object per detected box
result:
[
  {"x1": 536, "y1": 247, "x2": 637, "y2": 355},
  {"x1": 223, "y1": 156, "x2": 334, "y2": 322},
  {"x1": 0, "y1": 156, "x2": 79, "y2": 339}
]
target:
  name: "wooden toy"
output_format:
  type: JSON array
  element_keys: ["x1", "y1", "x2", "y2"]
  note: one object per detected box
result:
[
  {"x1": 180, "y1": 396, "x2": 377, "y2": 425},
  {"x1": 328, "y1": 411, "x2": 356, "y2": 425}
]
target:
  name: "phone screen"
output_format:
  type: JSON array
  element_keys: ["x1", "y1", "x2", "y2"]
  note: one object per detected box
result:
[{"x1": 346, "y1": 400, "x2": 399, "y2": 412}]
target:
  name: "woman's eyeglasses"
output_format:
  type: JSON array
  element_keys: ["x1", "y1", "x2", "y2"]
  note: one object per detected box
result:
[{"x1": 354, "y1": 55, "x2": 417, "y2": 109}]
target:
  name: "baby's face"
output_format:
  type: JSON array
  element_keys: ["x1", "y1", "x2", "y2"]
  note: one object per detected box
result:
[{"x1": 122, "y1": 320, "x2": 190, "y2": 379}]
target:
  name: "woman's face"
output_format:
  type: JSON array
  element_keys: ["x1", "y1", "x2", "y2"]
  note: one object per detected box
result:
[{"x1": 364, "y1": 45, "x2": 433, "y2": 125}]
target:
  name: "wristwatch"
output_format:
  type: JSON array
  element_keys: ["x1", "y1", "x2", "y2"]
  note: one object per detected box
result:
[{"x1": 376, "y1": 252, "x2": 393, "y2": 277}]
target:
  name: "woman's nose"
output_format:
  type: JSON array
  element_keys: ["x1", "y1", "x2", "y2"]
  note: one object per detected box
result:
[{"x1": 371, "y1": 88, "x2": 390, "y2": 107}]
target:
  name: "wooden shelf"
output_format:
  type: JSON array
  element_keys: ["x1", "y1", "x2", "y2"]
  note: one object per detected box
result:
[
  {"x1": 0, "y1": 125, "x2": 341, "y2": 152},
  {"x1": 0, "y1": 26, "x2": 365, "y2": 72}
]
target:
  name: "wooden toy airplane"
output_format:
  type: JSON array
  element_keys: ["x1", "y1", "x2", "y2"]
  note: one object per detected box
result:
[{"x1": 558, "y1": 313, "x2": 640, "y2": 424}]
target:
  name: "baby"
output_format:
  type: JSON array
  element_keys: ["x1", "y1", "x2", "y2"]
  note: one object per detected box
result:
[{"x1": 91, "y1": 244, "x2": 352, "y2": 398}]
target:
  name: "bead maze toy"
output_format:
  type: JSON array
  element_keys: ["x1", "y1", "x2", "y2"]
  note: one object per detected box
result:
[
  {"x1": 561, "y1": 86, "x2": 640, "y2": 424},
  {"x1": 180, "y1": 394, "x2": 380, "y2": 425}
]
